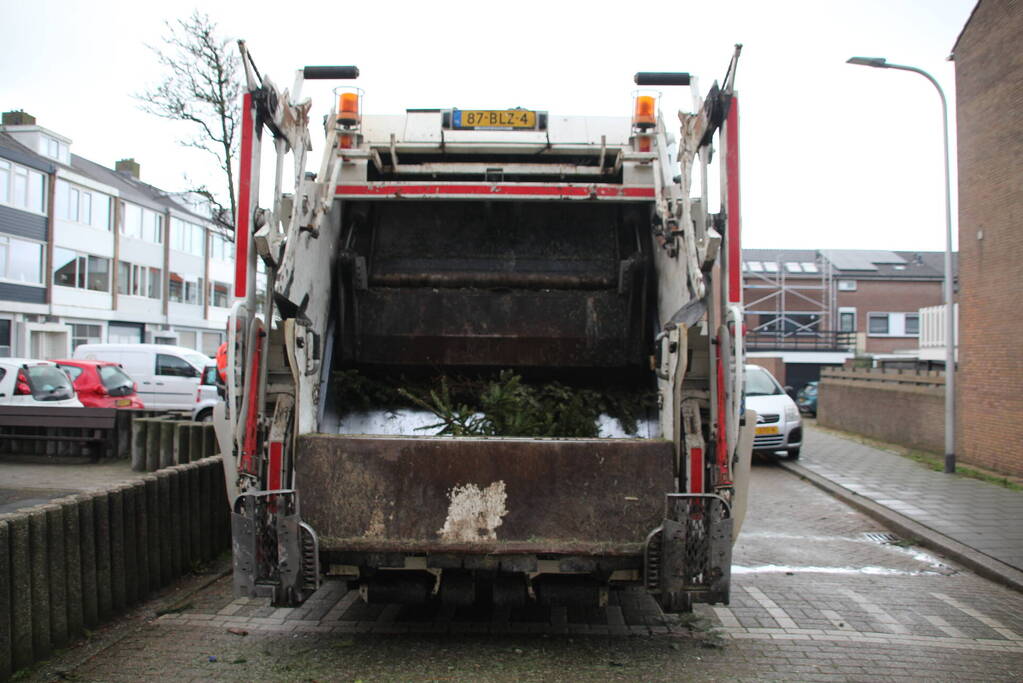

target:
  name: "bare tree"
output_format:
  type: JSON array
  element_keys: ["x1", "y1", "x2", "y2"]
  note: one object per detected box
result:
[{"x1": 137, "y1": 11, "x2": 240, "y2": 235}]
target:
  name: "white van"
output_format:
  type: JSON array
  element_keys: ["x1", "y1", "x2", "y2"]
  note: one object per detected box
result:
[{"x1": 73, "y1": 343, "x2": 219, "y2": 417}]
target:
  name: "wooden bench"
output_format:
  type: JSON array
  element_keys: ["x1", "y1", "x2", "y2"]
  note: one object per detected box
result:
[{"x1": 0, "y1": 406, "x2": 119, "y2": 460}]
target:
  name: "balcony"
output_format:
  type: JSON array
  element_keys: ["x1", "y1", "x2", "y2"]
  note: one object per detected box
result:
[{"x1": 746, "y1": 330, "x2": 856, "y2": 352}]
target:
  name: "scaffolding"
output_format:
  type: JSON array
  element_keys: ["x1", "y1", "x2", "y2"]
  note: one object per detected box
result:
[{"x1": 743, "y1": 252, "x2": 848, "y2": 351}]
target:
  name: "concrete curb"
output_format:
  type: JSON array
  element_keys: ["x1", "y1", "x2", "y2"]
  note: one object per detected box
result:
[{"x1": 778, "y1": 460, "x2": 1023, "y2": 594}]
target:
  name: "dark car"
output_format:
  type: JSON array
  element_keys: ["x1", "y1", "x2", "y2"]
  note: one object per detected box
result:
[
  {"x1": 796, "y1": 381, "x2": 818, "y2": 417},
  {"x1": 52, "y1": 359, "x2": 145, "y2": 409}
]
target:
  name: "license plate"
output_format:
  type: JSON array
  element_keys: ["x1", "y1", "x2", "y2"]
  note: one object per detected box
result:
[
  {"x1": 453, "y1": 109, "x2": 537, "y2": 129},
  {"x1": 755, "y1": 425, "x2": 779, "y2": 435},
  {"x1": 116, "y1": 398, "x2": 131, "y2": 407}
]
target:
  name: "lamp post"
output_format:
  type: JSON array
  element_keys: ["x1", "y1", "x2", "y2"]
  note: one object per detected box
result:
[{"x1": 847, "y1": 56, "x2": 956, "y2": 474}]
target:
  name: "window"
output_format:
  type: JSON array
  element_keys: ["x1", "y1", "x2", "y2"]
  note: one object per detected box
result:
[
  {"x1": 169, "y1": 271, "x2": 184, "y2": 302},
  {"x1": 143, "y1": 210, "x2": 163, "y2": 243},
  {"x1": 800, "y1": 261, "x2": 819, "y2": 273},
  {"x1": 763, "y1": 261, "x2": 778, "y2": 272},
  {"x1": 838, "y1": 279, "x2": 857, "y2": 291},
  {"x1": 70, "y1": 323, "x2": 102, "y2": 351},
  {"x1": 867, "y1": 312, "x2": 919, "y2": 337},
  {"x1": 211, "y1": 281, "x2": 230, "y2": 307},
  {"x1": 838, "y1": 308, "x2": 857, "y2": 333},
  {"x1": 52, "y1": 248, "x2": 110, "y2": 292},
  {"x1": 43, "y1": 137, "x2": 68, "y2": 163},
  {"x1": 118, "y1": 261, "x2": 131, "y2": 295},
  {"x1": 156, "y1": 354, "x2": 197, "y2": 378},
  {"x1": 2, "y1": 163, "x2": 47, "y2": 214},
  {"x1": 148, "y1": 267, "x2": 162, "y2": 299},
  {"x1": 59, "y1": 364, "x2": 84, "y2": 381},
  {"x1": 185, "y1": 277, "x2": 204, "y2": 305},
  {"x1": 746, "y1": 261, "x2": 763, "y2": 272},
  {"x1": 56, "y1": 180, "x2": 110, "y2": 228},
  {"x1": 210, "y1": 234, "x2": 234, "y2": 261},
  {"x1": 122, "y1": 202, "x2": 143, "y2": 239},
  {"x1": 170, "y1": 217, "x2": 205, "y2": 256},
  {"x1": 0, "y1": 236, "x2": 44, "y2": 284},
  {"x1": 0, "y1": 318, "x2": 11, "y2": 356},
  {"x1": 785, "y1": 262, "x2": 802, "y2": 273}
]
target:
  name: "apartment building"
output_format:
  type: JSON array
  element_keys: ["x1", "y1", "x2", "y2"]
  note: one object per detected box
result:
[
  {"x1": 742, "y1": 248, "x2": 953, "y2": 387},
  {"x1": 0, "y1": 110, "x2": 233, "y2": 359}
]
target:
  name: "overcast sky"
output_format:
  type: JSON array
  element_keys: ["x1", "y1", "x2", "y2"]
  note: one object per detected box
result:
[{"x1": 1, "y1": 0, "x2": 974, "y2": 252}]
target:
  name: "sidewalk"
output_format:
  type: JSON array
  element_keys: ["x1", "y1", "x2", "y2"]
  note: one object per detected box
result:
[{"x1": 779, "y1": 424, "x2": 1023, "y2": 592}]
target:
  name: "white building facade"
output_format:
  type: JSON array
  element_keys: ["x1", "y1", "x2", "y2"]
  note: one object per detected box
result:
[{"x1": 0, "y1": 111, "x2": 232, "y2": 359}]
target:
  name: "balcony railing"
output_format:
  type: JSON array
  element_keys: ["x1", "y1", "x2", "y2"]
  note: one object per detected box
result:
[{"x1": 746, "y1": 330, "x2": 856, "y2": 352}]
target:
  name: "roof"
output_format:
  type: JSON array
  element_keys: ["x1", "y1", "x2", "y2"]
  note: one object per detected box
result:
[
  {"x1": 951, "y1": 0, "x2": 984, "y2": 55},
  {"x1": 0, "y1": 132, "x2": 55, "y2": 174},
  {"x1": 743, "y1": 248, "x2": 956, "y2": 280},
  {"x1": 70, "y1": 154, "x2": 209, "y2": 224}
]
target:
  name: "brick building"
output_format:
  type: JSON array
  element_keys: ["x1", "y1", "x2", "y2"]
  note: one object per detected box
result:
[
  {"x1": 951, "y1": 0, "x2": 1023, "y2": 476},
  {"x1": 743, "y1": 248, "x2": 951, "y2": 388}
]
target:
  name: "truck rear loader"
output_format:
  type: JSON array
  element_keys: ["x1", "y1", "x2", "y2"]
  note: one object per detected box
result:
[{"x1": 215, "y1": 43, "x2": 756, "y2": 612}]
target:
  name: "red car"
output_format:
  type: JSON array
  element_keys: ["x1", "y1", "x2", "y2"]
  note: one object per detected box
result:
[{"x1": 51, "y1": 359, "x2": 145, "y2": 409}]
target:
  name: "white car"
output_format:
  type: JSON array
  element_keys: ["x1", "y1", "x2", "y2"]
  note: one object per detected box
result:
[
  {"x1": 0, "y1": 358, "x2": 84, "y2": 407},
  {"x1": 744, "y1": 364, "x2": 802, "y2": 459}
]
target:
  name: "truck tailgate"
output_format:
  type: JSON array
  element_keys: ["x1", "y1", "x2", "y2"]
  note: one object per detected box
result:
[{"x1": 296, "y1": 434, "x2": 673, "y2": 556}]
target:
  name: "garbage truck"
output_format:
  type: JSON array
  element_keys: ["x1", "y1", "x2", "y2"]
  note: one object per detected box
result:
[{"x1": 214, "y1": 42, "x2": 756, "y2": 611}]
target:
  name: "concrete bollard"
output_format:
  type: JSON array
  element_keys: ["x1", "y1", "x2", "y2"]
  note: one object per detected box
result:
[
  {"x1": 131, "y1": 417, "x2": 148, "y2": 472},
  {"x1": 1, "y1": 517, "x2": 13, "y2": 681},
  {"x1": 122, "y1": 484, "x2": 139, "y2": 606},
  {"x1": 60, "y1": 497, "x2": 84, "y2": 641},
  {"x1": 204, "y1": 424, "x2": 218, "y2": 457},
  {"x1": 198, "y1": 460, "x2": 212, "y2": 562},
  {"x1": 174, "y1": 423, "x2": 191, "y2": 465},
  {"x1": 8, "y1": 513, "x2": 33, "y2": 670},
  {"x1": 156, "y1": 472, "x2": 172, "y2": 586},
  {"x1": 28, "y1": 507, "x2": 51, "y2": 660},
  {"x1": 92, "y1": 491, "x2": 112, "y2": 622},
  {"x1": 177, "y1": 466, "x2": 193, "y2": 573},
  {"x1": 189, "y1": 424, "x2": 203, "y2": 463},
  {"x1": 78, "y1": 496, "x2": 98, "y2": 629},
  {"x1": 132, "y1": 480, "x2": 149, "y2": 599},
  {"x1": 188, "y1": 464, "x2": 201, "y2": 567},
  {"x1": 145, "y1": 418, "x2": 161, "y2": 472},
  {"x1": 159, "y1": 421, "x2": 176, "y2": 469},
  {"x1": 44, "y1": 504, "x2": 68, "y2": 649},
  {"x1": 145, "y1": 476, "x2": 160, "y2": 590},
  {"x1": 116, "y1": 410, "x2": 133, "y2": 459},
  {"x1": 109, "y1": 487, "x2": 127, "y2": 613}
]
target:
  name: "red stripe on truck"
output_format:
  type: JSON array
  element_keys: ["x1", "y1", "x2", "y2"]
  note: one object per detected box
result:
[
  {"x1": 335, "y1": 184, "x2": 655, "y2": 198},
  {"x1": 235, "y1": 93, "x2": 254, "y2": 300}
]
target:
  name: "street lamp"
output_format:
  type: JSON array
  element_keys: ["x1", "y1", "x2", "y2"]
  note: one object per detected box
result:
[{"x1": 847, "y1": 56, "x2": 956, "y2": 474}]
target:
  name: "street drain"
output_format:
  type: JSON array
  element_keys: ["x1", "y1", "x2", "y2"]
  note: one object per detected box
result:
[{"x1": 863, "y1": 532, "x2": 901, "y2": 544}]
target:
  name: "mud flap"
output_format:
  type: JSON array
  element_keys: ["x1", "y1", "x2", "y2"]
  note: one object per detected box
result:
[
  {"x1": 232, "y1": 490, "x2": 321, "y2": 606},
  {"x1": 644, "y1": 493, "x2": 732, "y2": 611}
]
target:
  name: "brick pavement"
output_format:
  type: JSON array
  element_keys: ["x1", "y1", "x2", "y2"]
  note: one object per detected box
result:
[{"x1": 789, "y1": 425, "x2": 1023, "y2": 571}]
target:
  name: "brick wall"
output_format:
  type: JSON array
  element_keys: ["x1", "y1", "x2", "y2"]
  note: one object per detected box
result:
[
  {"x1": 836, "y1": 280, "x2": 943, "y2": 354},
  {"x1": 818, "y1": 370, "x2": 945, "y2": 454},
  {"x1": 954, "y1": 0, "x2": 1023, "y2": 476}
]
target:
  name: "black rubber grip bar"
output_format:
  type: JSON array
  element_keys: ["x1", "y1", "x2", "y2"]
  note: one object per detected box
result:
[
  {"x1": 634, "y1": 72, "x2": 691, "y2": 86},
  {"x1": 303, "y1": 66, "x2": 360, "y2": 80}
]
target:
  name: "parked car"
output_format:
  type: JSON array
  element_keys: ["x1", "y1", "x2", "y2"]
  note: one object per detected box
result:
[
  {"x1": 72, "y1": 344, "x2": 219, "y2": 417},
  {"x1": 0, "y1": 358, "x2": 83, "y2": 407},
  {"x1": 52, "y1": 359, "x2": 145, "y2": 409},
  {"x1": 796, "y1": 381, "x2": 818, "y2": 417},
  {"x1": 744, "y1": 364, "x2": 802, "y2": 459}
]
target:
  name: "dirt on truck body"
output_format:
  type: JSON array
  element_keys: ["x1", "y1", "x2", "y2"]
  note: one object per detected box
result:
[{"x1": 215, "y1": 43, "x2": 755, "y2": 613}]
